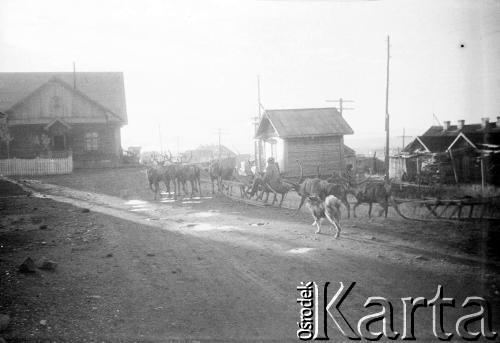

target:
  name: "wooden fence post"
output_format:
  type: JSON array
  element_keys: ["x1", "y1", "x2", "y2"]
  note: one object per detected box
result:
[{"x1": 449, "y1": 150, "x2": 459, "y2": 184}]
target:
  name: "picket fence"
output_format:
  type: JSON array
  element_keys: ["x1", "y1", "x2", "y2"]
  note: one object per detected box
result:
[{"x1": 0, "y1": 154, "x2": 73, "y2": 176}]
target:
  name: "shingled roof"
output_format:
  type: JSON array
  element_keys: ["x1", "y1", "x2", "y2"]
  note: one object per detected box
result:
[
  {"x1": 0, "y1": 72, "x2": 127, "y2": 123},
  {"x1": 255, "y1": 107, "x2": 353, "y2": 139}
]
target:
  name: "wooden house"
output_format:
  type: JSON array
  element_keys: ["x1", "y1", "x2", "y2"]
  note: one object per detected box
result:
[
  {"x1": 390, "y1": 118, "x2": 500, "y2": 185},
  {"x1": 0, "y1": 72, "x2": 127, "y2": 168},
  {"x1": 254, "y1": 107, "x2": 354, "y2": 177}
]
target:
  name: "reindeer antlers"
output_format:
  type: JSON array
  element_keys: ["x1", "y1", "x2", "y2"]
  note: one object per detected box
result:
[
  {"x1": 180, "y1": 151, "x2": 192, "y2": 164},
  {"x1": 174, "y1": 151, "x2": 193, "y2": 164},
  {"x1": 163, "y1": 150, "x2": 173, "y2": 163}
]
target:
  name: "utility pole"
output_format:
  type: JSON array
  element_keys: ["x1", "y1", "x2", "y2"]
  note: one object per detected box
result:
[
  {"x1": 217, "y1": 128, "x2": 222, "y2": 159},
  {"x1": 325, "y1": 97, "x2": 354, "y2": 116},
  {"x1": 402, "y1": 128, "x2": 405, "y2": 150},
  {"x1": 257, "y1": 75, "x2": 263, "y2": 118},
  {"x1": 256, "y1": 75, "x2": 264, "y2": 171},
  {"x1": 397, "y1": 128, "x2": 412, "y2": 151},
  {"x1": 326, "y1": 97, "x2": 354, "y2": 174},
  {"x1": 252, "y1": 115, "x2": 259, "y2": 168},
  {"x1": 384, "y1": 36, "x2": 391, "y2": 181},
  {"x1": 158, "y1": 123, "x2": 163, "y2": 153}
]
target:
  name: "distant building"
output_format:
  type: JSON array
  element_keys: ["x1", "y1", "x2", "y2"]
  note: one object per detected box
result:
[
  {"x1": 355, "y1": 154, "x2": 385, "y2": 175},
  {"x1": 254, "y1": 107, "x2": 354, "y2": 177},
  {"x1": 390, "y1": 118, "x2": 500, "y2": 185},
  {"x1": 183, "y1": 144, "x2": 237, "y2": 164},
  {"x1": 343, "y1": 145, "x2": 356, "y2": 171},
  {"x1": 0, "y1": 72, "x2": 127, "y2": 168}
]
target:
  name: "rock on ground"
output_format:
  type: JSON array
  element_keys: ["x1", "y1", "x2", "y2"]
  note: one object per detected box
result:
[
  {"x1": 38, "y1": 258, "x2": 58, "y2": 271},
  {"x1": 18, "y1": 257, "x2": 37, "y2": 273},
  {"x1": 0, "y1": 314, "x2": 9, "y2": 332}
]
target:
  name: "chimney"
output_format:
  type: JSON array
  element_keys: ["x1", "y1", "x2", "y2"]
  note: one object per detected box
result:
[
  {"x1": 443, "y1": 121, "x2": 450, "y2": 131},
  {"x1": 457, "y1": 119, "x2": 465, "y2": 130},
  {"x1": 481, "y1": 117, "x2": 489, "y2": 129}
]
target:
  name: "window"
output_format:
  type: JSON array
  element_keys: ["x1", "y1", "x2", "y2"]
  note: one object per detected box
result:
[{"x1": 84, "y1": 132, "x2": 99, "y2": 151}]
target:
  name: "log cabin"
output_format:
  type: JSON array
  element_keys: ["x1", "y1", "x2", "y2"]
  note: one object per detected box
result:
[
  {"x1": 0, "y1": 72, "x2": 127, "y2": 168},
  {"x1": 254, "y1": 107, "x2": 354, "y2": 177}
]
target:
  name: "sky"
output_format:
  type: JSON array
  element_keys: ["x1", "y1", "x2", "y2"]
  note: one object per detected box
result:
[{"x1": 1, "y1": 0, "x2": 499, "y2": 155}]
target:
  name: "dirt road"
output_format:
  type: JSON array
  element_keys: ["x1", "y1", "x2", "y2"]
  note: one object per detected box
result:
[{"x1": 1, "y1": 174, "x2": 499, "y2": 341}]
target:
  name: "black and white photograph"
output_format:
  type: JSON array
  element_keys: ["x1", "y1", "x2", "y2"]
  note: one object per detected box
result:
[{"x1": 0, "y1": 0, "x2": 499, "y2": 341}]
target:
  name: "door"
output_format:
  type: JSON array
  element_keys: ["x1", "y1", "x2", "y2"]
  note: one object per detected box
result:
[{"x1": 53, "y1": 135, "x2": 66, "y2": 151}]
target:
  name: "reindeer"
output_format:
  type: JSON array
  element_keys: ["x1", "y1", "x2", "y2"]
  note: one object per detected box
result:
[
  {"x1": 233, "y1": 160, "x2": 255, "y2": 198},
  {"x1": 146, "y1": 152, "x2": 172, "y2": 200},
  {"x1": 289, "y1": 161, "x2": 354, "y2": 218},
  {"x1": 147, "y1": 166, "x2": 164, "y2": 200},
  {"x1": 247, "y1": 174, "x2": 271, "y2": 200},
  {"x1": 154, "y1": 151, "x2": 178, "y2": 198},
  {"x1": 351, "y1": 179, "x2": 392, "y2": 218},
  {"x1": 287, "y1": 161, "x2": 325, "y2": 213},
  {"x1": 208, "y1": 156, "x2": 237, "y2": 194},
  {"x1": 208, "y1": 160, "x2": 222, "y2": 194},
  {"x1": 171, "y1": 152, "x2": 202, "y2": 198},
  {"x1": 248, "y1": 157, "x2": 291, "y2": 207}
]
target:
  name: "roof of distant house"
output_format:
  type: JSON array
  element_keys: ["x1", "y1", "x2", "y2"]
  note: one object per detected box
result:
[
  {"x1": 0, "y1": 72, "x2": 127, "y2": 123},
  {"x1": 403, "y1": 119, "x2": 500, "y2": 154},
  {"x1": 403, "y1": 136, "x2": 456, "y2": 153},
  {"x1": 422, "y1": 122, "x2": 500, "y2": 136},
  {"x1": 344, "y1": 144, "x2": 356, "y2": 157},
  {"x1": 255, "y1": 107, "x2": 353, "y2": 138},
  {"x1": 193, "y1": 144, "x2": 237, "y2": 157}
]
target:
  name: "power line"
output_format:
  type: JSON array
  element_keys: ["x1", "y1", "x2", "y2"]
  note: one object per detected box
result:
[
  {"x1": 256, "y1": 75, "x2": 264, "y2": 171},
  {"x1": 213, "y1": 128, "x2": 228, "y2": 159},
  {"x1": 158, "y1": 123, "x2": 163, "y2": 153}
]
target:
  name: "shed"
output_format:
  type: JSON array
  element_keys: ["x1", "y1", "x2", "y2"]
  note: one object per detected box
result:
[{"x1": 254, "y1": 107, "x2": 354, "y2": 176}]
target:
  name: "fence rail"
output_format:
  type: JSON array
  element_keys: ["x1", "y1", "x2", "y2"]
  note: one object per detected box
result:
[{"x1": 0, "y1": 154, "x2": 73, "y2": 176}]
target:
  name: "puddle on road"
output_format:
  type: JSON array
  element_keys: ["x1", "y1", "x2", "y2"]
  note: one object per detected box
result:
[
  {"x1": 180, "y1": 223, "x2": 241, "y2": 232},
  {"x1": 125, "y1": 199, "x2": 152, "y2": 212},
  {"x1": 182, "y1": 200, "x2": 202, "y2": 204},
  {"x1": 190, "y1": 211, "x2": 219, "y2": 218},
  {"x1": 125, "y1": 200, "x2": 147, "y2": 206},
  {"x1": 145, "y1": 217, "x2": 169, "y2": 221},
  {"x1": 130, "y1": 208, "x2": 150, "y2": 212},
  {"x1": 249, "y1": 222, "x2": 268, "y2": 226},
  {"x1": 287, "y1": 247, "x2": 314, "y2": 254},
  {"x1": 160, "y1": 199, "x2": 176, "y2": 203},
  {"x1": 30, "y1": 192, "x2": 49, "y2": 199}
]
